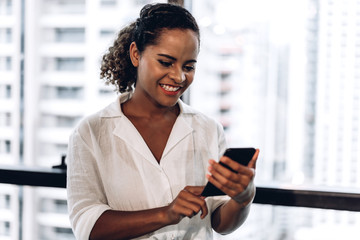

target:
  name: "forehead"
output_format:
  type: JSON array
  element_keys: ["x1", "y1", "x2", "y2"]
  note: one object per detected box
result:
[{"x1": 146, "y1": 29, "x2": 199, "y2": 58}]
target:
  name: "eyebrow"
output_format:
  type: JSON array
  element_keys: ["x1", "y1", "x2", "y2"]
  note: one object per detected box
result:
[{"x1": 157, "y1": 54, "x2": 197, "y2": 64}]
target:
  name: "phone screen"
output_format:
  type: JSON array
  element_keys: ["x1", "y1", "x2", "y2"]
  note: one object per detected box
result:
[{"x1": 201, "y1": 148, "x2": 255, "y2": 197}]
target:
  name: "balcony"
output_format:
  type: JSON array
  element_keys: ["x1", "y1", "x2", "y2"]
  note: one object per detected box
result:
[
  {"x1": 0, "y1": 163, "x2": 359, "y2": 240},
  {"x1": 1, "y1": 164, "x2": 359, "y2": 211}
]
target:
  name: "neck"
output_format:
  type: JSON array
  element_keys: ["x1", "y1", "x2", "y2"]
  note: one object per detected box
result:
[{"x1": 122, "y1": 93, "x2": 180, "y2": 118}]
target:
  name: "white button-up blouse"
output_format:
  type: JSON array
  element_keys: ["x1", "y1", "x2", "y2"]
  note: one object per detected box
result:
[{"x1": 67, "y1": 92, "x2": 229, "y2": 239}]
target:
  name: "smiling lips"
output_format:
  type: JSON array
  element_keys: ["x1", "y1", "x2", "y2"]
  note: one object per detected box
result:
[{"x1": 160, "y1": 83, "x2": 181, "y2": 95}]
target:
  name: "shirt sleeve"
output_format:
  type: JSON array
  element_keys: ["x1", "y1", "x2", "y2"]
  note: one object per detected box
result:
[
  {"x1": 67, "y1": 129, "x2": 111, "y2": 240},
  {"x1": 206, "y1": 120, "x2": 231, "y2": 213},
  {"x1": 216, "y1": 121, "x2": 227, "y2": 159}
]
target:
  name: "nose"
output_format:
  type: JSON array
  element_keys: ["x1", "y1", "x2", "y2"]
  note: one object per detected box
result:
[{"x1": 169, "y1": 68, "x2": 186, "y2": 83}]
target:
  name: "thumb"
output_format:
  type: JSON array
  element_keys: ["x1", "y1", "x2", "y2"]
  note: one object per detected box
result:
[{"x1": 248, "y1": 149, "x2": 260, "y2": 169}]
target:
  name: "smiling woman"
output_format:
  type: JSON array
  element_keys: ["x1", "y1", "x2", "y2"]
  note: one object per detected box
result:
[{"x1": 66, "y1": 2, "x2": 259, "y2": 240}]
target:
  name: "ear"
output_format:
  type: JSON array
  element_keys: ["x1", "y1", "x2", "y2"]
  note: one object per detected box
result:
[{"x1": 129, "y1": 42, "x2": 140, "y2": 67}]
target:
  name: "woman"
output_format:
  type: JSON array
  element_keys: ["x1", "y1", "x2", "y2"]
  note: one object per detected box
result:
[{"x1": 67, "y1": 3, "x2": 259, "y2": 240}]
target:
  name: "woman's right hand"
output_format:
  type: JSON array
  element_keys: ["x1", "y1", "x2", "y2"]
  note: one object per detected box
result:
[
  {"x1": 89, "y1": 186, "x2": 208, "y2": 240},
  {"x1": 165, "y1": 186, "x2": 208, "y2": 224}
]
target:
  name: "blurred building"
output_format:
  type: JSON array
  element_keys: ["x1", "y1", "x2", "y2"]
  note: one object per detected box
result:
[
  {"x1": 0, "y1": 0, "x2": 21, "y2": 239},
  {"x1": 1, "y1": 0, "x2": 162, "y2": 239},
  {"x1": 1, "y1": 0, "x2": 360, "y2": 239},
  {"x1": 190, "y1": 0, "x2": 360, "y2": 239},
  {"x1": 310, "y1": 0, "x2": 360, "y2": 237},
  {"x1": 314, "y1": 0, "x2": 360, "y2": 189},
  {"x1": 190, "y1": 0, "x2": 309, "y2": 238}
]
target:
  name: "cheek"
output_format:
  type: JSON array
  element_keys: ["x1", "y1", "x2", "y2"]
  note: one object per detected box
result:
[
  {"x1": 139, "y1": 61, "x2": 165, "y2": 81},
  {"x1": 186, "y1": 72, "x2": 195, "y2": 85},
  {"x1": 137, "y1": 63, "x2": 152, "y2": 82}
]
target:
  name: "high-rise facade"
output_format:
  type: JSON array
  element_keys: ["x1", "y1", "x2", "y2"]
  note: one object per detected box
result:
[
  {"x1": 0, "y1": 0, "x2": 21, "y2": 239},
  {"x1": 310, "y1": 0, "x2": 360, "y2": 237},
  {"x1": 314, "y1": 0, "x2": 360, "y2": 188},
  {"x1": 190, "y1": 0, "x2": 311, "y2": 238},
  {"x1": 191, "y1": 0, "x2": 360, "y2": 239},
  {"x1": 4, "y1": 0, "x2": 163, "y2": 239},
  {"x1": 190, "y1": 0, "x2": 310, "y2": 187}
]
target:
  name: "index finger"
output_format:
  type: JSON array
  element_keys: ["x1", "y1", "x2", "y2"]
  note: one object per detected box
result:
[
  {"x1": 248, "y1": 148, "x2": 260, "y2": 169},
  {"x1": 182, "y1": 186, "x2": 208, "y2": 218},
  {"x1": 184, "y1": 186, "x2": 205, "y2": 196}
]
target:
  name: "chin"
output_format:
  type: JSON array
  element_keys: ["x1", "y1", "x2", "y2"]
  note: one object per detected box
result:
[
  {"x1": 158, "y1": 98, "x2": 179, "y2": 108},
  {"x1": 163, "y1": 101, "x2": 178, "y2": 108}
]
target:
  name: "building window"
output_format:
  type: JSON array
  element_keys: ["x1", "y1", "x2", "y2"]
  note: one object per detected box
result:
[
  {"x1": 42, "y1": 0, "x2": 85, "y2": 14},
  {"x1": 99, "y1": 29, "x2": 115, "y2": 38},
  {"x1": 6, "y1": 112, "x2": 10, "y2": 126},
  {"x1": 0, "y1": 140, "x2": 11, "y2": 154},
  {"x1": 56, "y1": 57, "x2": 84, "y2": 71},
  {"x1": 0, "y1": 56, "x2": 12, "y2": 71},
  {"x1": 5, "y1": 28, "x2": 11, "y2": 42},
  {"x1": 0, "y1": 85, "x2": 11, "y2": 98},
  {"x1": 56, "y1": 86, "x2": 83, "y2": 99},
  {"x1": 55, "y1": 28, "x2": 85, "y2": 43},
  {"x1": 98, "y1": 88, "x2": 114, "y2": 96},
  {"x1": 0, "y1": 28, "x2": 12, "y2": 43},
  {"x1": 0, "y1": 0, "x2": 12, "y2": 15},
  {"x1": 55, "y1": 227, "x2": 74, "y2": 239},
  {"x1": 5, "y1": 85, "x2": 10, "y2": 98},
  {"x1": 56, "y1": 115, "x2": 81, "y2": 127},
  {"x1": 100, "y1": 0, "x2": 117, "y2": 7},
  {"x1": 40, "y1": 225, "x2": 74, "y2": 240},
  {"x1": 39, "y1": 143, "x2": 67, "y2": 157},
  {"x1": 0, "y1": 112, "x2": 11, "y2": 127},
  {"x1": 0, "y1": 221, "x2": 10, "y2": 236},
  {"x1": 39, "y1": 198, "x2": 68, "y2": 214},
  {"x1": 55, "y1": 144, "x2": 68, "y2": 155},
  {"x1": 5, "y1": 140, "x2": 11, "y2": 153},
  {"x1": 0, "y1": 194, "x2": 10, "y2": 209},
  {"x1": 42, "y1": 57, "x2": 85, "y2": 72},
  {"x1": 40, "y1": 85, "x2": 84, "y2": 99},
  {"x1": 41, "y1": 114, "x2": 82, "y2": 127}
]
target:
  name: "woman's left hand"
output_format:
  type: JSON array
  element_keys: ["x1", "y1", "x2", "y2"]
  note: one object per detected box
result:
[{"x1": 206, "y1": 149, "x2": 260, "y2": 206}]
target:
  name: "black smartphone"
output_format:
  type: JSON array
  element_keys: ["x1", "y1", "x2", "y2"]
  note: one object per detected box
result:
[{"x1": 201, "y1": 148, "x2": 256, "y2": 197}]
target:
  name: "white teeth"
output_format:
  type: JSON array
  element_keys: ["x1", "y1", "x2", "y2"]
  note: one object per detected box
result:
[{"x1": 160, "y1": 84, "x2": 180, "y2": 92}]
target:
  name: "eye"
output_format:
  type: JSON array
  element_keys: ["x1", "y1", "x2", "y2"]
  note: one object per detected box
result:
[
  {"x1": 158, "y1": 60, "x2": 172, "y2": 67},
  {"x1": 184, "y1": 65, "x2": 195, "y2": 72}
]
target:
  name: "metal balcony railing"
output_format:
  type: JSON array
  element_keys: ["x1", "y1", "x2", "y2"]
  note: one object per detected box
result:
[{"x1": 1, "y1": 164, "x2": 359, "y2": 212}]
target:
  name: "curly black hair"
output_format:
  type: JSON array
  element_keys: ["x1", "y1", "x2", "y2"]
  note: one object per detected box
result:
[{"x1": 100, "y1": 3, "x2": 200, "y2": 93}]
